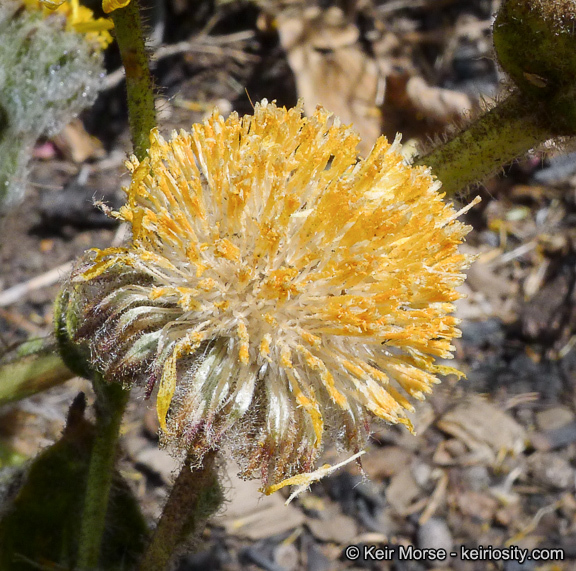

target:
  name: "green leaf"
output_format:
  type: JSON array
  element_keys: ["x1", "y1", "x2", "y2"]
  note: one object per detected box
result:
[{"x1": 0, "y1": 395, "x2": 148, "y2": 570}]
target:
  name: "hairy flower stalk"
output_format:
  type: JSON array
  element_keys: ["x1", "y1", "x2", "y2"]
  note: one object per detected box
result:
[{"x1": 65, "y1": 101, "x2": 473, "y2": 493}]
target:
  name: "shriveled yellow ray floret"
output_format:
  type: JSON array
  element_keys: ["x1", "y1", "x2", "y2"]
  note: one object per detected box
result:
[{"x1": 157, "y1": 332, "x2": 205, "y2": 432}]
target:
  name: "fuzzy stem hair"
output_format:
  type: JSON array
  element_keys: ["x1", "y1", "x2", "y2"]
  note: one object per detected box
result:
[
  {"x1": 414, "y1": 91, "x2": 550, "y2": 196},
  {"x1": 111, "y1": 0, "x2": 157, "y2": 161},
  {"x1": 139, "y1": 450, "x2": 223, "y2": 571}
]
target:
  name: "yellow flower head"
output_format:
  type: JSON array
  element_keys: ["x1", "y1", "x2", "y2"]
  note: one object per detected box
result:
[
  {"x1": 28, "y1": 0, "x2": 113, "y2": 50},
  {"x1": 68, "y1": 101, "x2": 472, "y2": 493}
]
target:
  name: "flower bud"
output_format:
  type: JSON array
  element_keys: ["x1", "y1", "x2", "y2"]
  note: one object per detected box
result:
[{"x1": 493, "y1": 0, "x2": 576, "y2": 133}]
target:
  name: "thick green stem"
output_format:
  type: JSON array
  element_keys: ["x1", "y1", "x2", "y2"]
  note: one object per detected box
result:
[
  {"x1": 72, "y1": 3, "x2": 155, "y2": 567},
  {"x1": 0, "y1": 337, "x2": 73, "y2": 405},
  {"x1": 414, "y1": 91, "x2": 551, "y2": 196},
  {"x1": 111, "y1": 0, "x2": 156, "y2": 161},
  {"x1": 77, "y1": 376, "x2": 130, "y2": 570},
  {"x1": 139, "y1": 450, "x2": 222, "y2": 571}
]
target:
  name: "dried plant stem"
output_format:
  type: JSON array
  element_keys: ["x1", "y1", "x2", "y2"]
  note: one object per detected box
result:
[
  {"x1": 415, "y1": 91, "x2": 551, "y2": 196},
  {"x1": 111, "y1": 0, "x2": 156, "y2": 161},
  {"x1": 77, "y1": 377, "x2": 130, "y2": 570},
  {"x1": 139, "y1": 450, "x2": 222, "y2": 571}
]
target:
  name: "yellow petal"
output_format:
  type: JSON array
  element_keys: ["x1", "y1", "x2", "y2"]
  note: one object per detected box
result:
[
  {"x1": 102, "y1": 0, "x2": 131, "y2": 14},
  {"x1": 156, "y1": 332, "x2": 204, "y2": 431},
  {"x1": 264, "y1": 451, "x2": 366, "y2": 502}
]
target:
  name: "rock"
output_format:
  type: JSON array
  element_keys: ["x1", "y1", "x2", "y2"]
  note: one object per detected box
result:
[
  {"x1": 437, "y1": 397, "x2": 527, "y2": 464},
  {"x1": 305, "y1": 542, "x2": 332, "y2": 571},
  {"x1": 213, "y1": 466, "x2": 306, "y2": 540},
  {"x1": 362, "y1": 446, "x2": 411, "y2": 479},
  {"x1": 455, "y1": 490, "x2": 498, "y2": 522},
  {"x1": 307, "y1": 507, "x2": 358, "y2": 544},
  {"x1": 444, "y1": 438, "x2": 468, "y2": 458},
  {"x1": 355, "y1": 479, "x2": 385, "y2": 508},
  {"x1": 417, "y1": 518, "x2": 453, "y2": 555},
  {"x1": 367, "y1": 507, "x2": 396, "y2": 536},
  {"x1": 411, "y1": 462, "x2": 433, "y2": 490},
  {"x1": 530, "y1": 421, "x2": 576, "y2": 451},
  {"x1": 460, "y1": 317, "x2": 506, "y2": 346},
  {"x1": 527, "y1": 452, "x2": 575, "y2": 490},
  {"x1": 176, "y1": 543, "x2": 230, "y2": 571},
  {"x1": 520, "y1": 259, "x2": 576, "y2": 351},
  {"x1": 134, "y1": 447, "x2": 180, "y2": 484},
  {"x1": 495, "y1": 502, "x2": 521, "y2": 527},
  {"x1": 433, "y1": 438, "x2": 469, "y2": 465},
  {"x1": 536, "y1": 406, "x2": 575, "y2": 431},
  {"x1": 273, "y1": 542, "x2": 299, "y2": 571},
  {"x1": 121, "y1": 433, "x2": 149, "y2": 459},
  {"x1": 243, "y1": 545, "x2": 285, "y2": 571},
  {"x1": 320, "y1": 472, "x2": 359, "y2": 518},
  {"x1": 504, "y1": 560, "x2": 537, "y2": 571},
  {"x1": 386, "y1": 466, "x2": 421, "y2": 512},
  {"x1": 356, "y1": 496, "x2": 389, "y2": 536},
  {"x1": 533, "y1": 151, "x2": 576, "y2": 186},
  {"x1": 462, "y1": 466, "x2": 491, "y2": 492}
]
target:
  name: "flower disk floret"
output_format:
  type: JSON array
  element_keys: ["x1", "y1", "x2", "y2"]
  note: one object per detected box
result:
[{"x1": 67, "y1": 101, "x2": 472, "y2": 493}]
